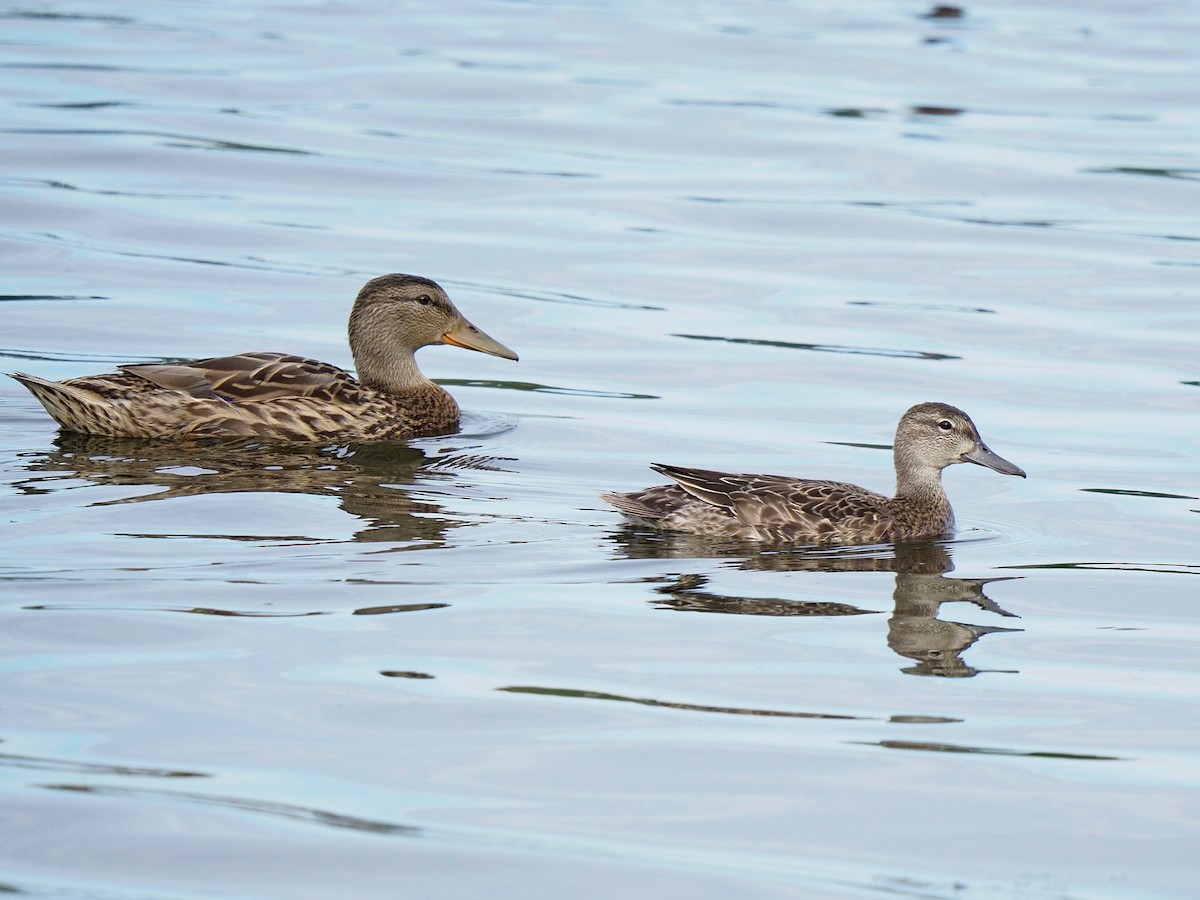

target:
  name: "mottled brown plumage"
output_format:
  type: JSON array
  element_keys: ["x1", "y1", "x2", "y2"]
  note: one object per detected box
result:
[
  {"x1": 602, "y1": 402, "x2": 1025, "y2": 545},
  {"x1": 10, "y1": 274, "x2": 518, "y2": 442}
]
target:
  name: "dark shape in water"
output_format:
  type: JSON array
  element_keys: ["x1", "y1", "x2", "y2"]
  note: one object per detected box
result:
[
  {"x1": 1085, "y1": 166, "x2": 1199, "y2": 181},
  {"x1": 911, "y1": 105, "x2": 963, "y2": 117},
  {"x1": 1081, "y1": 487, "x2": 1198, "y2": 500},
  {"x1": 499, "y1": 686, "x2": 870, "y2": 721},
  {"x1": 439, "y1": 377, "x2": 657, "y2": 400},
  {"x1": 921, "y1": 5, "x2": 965, "y2": 19},
  {"x1": 43, "y1": 782, "x2": 419, "y2": 834},
  {"x1": 353, "y1": 603, "x2": 449, "y2": 616},
  {"x1": 380, "y1": 671, "x2": 435, "y2": 679},
  {"x1": 852, "y1": 740, "x2": 1124, "y2": 761},
  {"x1": 0, "y1": 750, "x2": 207, "y2": 779}
]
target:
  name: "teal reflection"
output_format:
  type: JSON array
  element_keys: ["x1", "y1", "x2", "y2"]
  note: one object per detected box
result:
[{"x1": 609, "y1": 534, "x2": 1022, "y2": 678}]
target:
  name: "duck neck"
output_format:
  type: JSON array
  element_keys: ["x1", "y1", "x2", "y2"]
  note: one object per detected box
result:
[
  {"x1": 355, "y1": 348, "x2": 431, "y2": 395},
  {"x1": 892, "y1": 447, "x2": 950, "y2": 507},
  {"x1": 349, "y1": 318, "x2": 436, "y2": 395}
]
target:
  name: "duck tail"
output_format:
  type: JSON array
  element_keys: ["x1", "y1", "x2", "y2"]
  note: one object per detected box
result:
[
  {"x1": 9, "y1": 372, "x2": 121, "y2": 434},
  {"x1": 600, "y1": 490, "x2": 663, "y2": 522}
]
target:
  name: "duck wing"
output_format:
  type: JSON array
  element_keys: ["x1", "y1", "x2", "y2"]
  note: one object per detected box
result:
[
  {"x1": 651, "y1": 463, "x2": 889, "y2": 531},
  {"x1": 121, "y1": 352, "x2": 358, "y2": 403}
]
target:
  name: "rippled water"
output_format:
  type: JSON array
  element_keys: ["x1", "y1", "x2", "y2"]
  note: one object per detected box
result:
[{"x1": 2, "y1": 1, "x2": 1198, "y2": 897}]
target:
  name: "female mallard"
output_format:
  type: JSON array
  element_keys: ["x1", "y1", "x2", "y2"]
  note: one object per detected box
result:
[
  {"x1": 9, "y1": 274, "x2": 518, "y2": 442},
  {"x1": 602, "y1": 402, "x2": 1025, "y2": 544}
]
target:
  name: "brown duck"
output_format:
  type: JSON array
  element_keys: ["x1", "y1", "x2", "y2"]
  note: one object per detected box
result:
[
  {"x1": 602, "y1": 402, "x2": 1025, "y2": 544},
  {"x1": 9, "y1": 274, "x2": 518, "y2": 442}
]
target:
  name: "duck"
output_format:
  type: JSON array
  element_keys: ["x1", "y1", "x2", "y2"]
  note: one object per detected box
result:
[
  {"x1": 9, "y1": 273, "x2": 518, "y2": 442},
  {"x1": 601, "y1": 402, "x2": 1025, "y2": 544}
]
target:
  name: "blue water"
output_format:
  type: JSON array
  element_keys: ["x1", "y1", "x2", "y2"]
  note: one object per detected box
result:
[{"x1": 2, "y1": 2, "x2": 1199, "y2": 897}]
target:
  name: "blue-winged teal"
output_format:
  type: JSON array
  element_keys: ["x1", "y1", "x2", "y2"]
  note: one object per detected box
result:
[
  {"x1": 602, "y1": 402, "x2": 1025, "y2": 544},
  {"x1": 10, "y1": 274, "x2": 517, "y2": 442}
]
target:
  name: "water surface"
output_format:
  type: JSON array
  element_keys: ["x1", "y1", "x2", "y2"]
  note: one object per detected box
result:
[{"x1": 2, "y1": 2, "x2": 1198, "y2": 897}]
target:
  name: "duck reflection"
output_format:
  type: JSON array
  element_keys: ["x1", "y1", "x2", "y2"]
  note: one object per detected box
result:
[
  {"x1": 14, "y1": 432, "x2": 512, "y2": 543},
  {"x1": 885, "y1": 547, "x2": 1021, "y2": 678},
  {"x1": 610, "y1": 530, "x2": 1021, "y2": 677}
]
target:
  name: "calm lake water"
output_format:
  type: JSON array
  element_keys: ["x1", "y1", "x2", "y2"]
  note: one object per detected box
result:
[{"x1": 2, "y1": 1, "x2": 1198, "y2": 897}]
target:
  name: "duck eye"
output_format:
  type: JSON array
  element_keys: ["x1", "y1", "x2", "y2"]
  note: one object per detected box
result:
[
  {"x1": 937, "y1": 419, "x2": 953, "y2": 431},
  {"x1": 416, "y1": 294, "x2": 432, "y2": 306}
]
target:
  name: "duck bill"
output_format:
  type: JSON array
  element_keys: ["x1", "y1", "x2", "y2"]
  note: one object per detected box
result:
[
  {"x1": 963, "y1": 442, "x2": 1026, "y2": 478},
  {"x1": 442, "y1": 316, "x2": 519, "y2": 361}
]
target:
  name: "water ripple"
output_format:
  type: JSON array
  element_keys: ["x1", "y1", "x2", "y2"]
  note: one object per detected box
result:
[
  {"x1": 1, "y1": 10, "x2": 134, "y2": 23},
  {"x1": 23, "y1": 604, "x2": 328, "y2": 618},
  {"x1": 439, "y1": 378, "x2": 658, "y2": 400},
  {"x1": 1000, "y1": 562, "x2": 1198, "y2": 576},
  {"x1": 850, "y1": 740, "x2": 1125, "y2": 762},
  {"x1": 42, "y1": 783, "x2": 418, "y2": 835},
  {"x1": 846, "y1": 300, "x2": 996, "y2": 315},
  {"x1": 352, "y1": 603, "x2": 449, "y2": 616},
  {"x1": 455, "y1": 280, "x2": 665, "y2": 312},
  {"x1": 0, "y1": 293, "x2": 105, "y2": 303},
  {"x1": 675, "y1": 333, "x2": 959, "y2": 361},
  {"x1": 0, "y1": 751, "x2": 206, "y2": 779},
  {"x1": 0, "y1": 346, "x2": 154, "y2": 364},
  {"x1": 4, "y1": 231, "x2": 353, "y2": 277},
  {"x1": 499, "y1": 685, "x2": 872, "y2": 720},
  {"x1": 1080, "y1": 488, "x2": 1198, "y2": 501},
  {"x1": 2, "y1": 175, "x2": 228, "y2": 200},
  {"x1": 1083, "y1": 166, "x2": 1200, "y2": 181}
]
